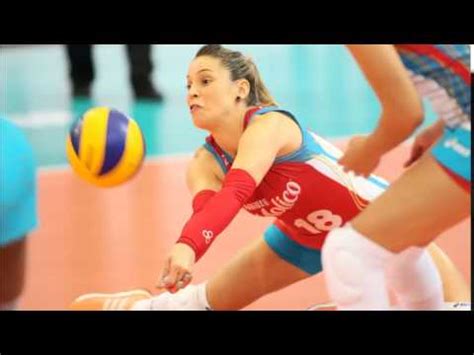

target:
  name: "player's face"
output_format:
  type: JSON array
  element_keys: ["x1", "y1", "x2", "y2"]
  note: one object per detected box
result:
[{"x1": 186, "y1": 56, "x2": 240, "y2": 130}]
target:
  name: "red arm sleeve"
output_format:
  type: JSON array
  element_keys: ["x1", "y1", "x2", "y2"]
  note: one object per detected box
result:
[
  {"x1": 192, "y1": 190, "x2": 217, "y2": 213},
  {"x1": 176, "y1": 169, "x2": 257, "y2": 261}
]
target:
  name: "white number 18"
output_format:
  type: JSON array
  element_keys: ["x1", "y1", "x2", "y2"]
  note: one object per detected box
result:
[{"x1": 294, "y1": 209, "x2": 343, "y2": 234}]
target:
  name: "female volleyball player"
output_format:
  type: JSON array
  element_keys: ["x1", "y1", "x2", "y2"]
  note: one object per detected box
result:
[
  {"x1": 0, "y1": 117, "x2": 38, "y2": 310},
  {"x1": 321, "y1": 45, "x2": 470, "y2": 310},
  {"x1": 69, "y1": 45, "x2": 470, "y2": 310}
]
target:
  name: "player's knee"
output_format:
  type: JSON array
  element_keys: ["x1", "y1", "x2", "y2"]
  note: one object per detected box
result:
[
  {"x1": 386, "y1": 247, "x2": 442, "y2": 302},
  {"x1": 322, "y1": 224, "x2": 393, "y2": 306},
  {"x1": 322, "y1": 227, "x2": 365, "y2": 305}
]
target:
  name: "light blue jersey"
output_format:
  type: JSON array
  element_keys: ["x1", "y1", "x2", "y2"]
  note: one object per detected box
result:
[
  {"x1": 0, "y1": 117, "x2": 38, "y2": 246},
  {"x1": 432, "y1": 122, "x2": 471, "y2": 182}
]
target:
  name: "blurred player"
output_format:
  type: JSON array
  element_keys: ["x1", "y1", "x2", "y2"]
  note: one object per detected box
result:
[
  {"x1": 1, "y1": 117, "x2": 38, "y2": 310},
  {"x1": 321, "y1": 45, "x2": 470, "y2": 310}
]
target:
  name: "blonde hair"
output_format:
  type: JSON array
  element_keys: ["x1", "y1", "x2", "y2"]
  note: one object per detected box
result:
[{"x1": 196, "y1": 45, "x2": 277, "y2": 106}]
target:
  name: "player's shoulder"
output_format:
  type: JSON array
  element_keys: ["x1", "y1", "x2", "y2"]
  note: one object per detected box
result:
[
  {"x1": 193, "y1": 145, "x2": 216, "y2": 163},
  {"x1": 253, "y1": 107, "x2": 295, "y2": 121},
  {"x1": 188, "y1": 146, "x2": 224, "y2": 178},
  {"x1": 247, "y1": 109, "x2": 299, "y2": 136},
  {"x1": 0, "y1": 118, "x2": 35, "y2": 168}
]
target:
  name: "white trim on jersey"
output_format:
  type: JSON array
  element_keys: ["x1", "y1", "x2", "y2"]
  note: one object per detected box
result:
[{"x1": 306, "y1": 132, "x2": 389, "y2": 203}]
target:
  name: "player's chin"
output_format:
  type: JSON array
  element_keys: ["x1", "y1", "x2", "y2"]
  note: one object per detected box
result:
[
  {"x1": 191, "y1": 112, "x2": 203, "y2": 125},
  {"x1": 192, "y1": 115, "x2": 212, "y2": 130}
]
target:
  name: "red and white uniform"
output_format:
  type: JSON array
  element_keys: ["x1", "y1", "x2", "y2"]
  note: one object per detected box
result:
[{"x1": 202, "y1": 106, "x2": 389, "y2": 250}]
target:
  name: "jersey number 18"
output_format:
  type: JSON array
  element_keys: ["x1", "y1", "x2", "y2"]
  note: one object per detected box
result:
[{"x1": 294, "y1": 209, "x2": 343, "y2": 234}]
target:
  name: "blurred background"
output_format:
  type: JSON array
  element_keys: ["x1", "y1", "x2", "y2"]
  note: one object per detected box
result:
[{"x1": 1, "y1": 44, "x2": 443, "y2": 167}]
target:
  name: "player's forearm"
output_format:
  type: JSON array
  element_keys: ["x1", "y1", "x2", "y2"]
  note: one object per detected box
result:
[
  {"x1": 177, "y1": 169, "x2": 256, "y2": 261},
  {"x1": 366, "y1": 109, "x2": 424, "y2": 156}
]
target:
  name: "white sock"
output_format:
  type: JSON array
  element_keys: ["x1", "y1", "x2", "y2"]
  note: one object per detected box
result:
[
  {"x1": 132, "y1": 283, "x2": 211, "y2": 310},
  {"x1": 322, "y1": 224, "x2": 394, "y2": 310},
  {"x1": 386, "y1": 247, "x2": 444, "y2": 310}
]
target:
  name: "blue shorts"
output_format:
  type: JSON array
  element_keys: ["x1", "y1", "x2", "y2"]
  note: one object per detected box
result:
[
  {"x1": 431, "y1": 122, "x2": 471, "y2": 182},
  {"x1": 263, "y1": 224, "x2": 323, "y2": 275},
  {"x1": 0, "y1": 118, "x2": 38, "y2": 246}
]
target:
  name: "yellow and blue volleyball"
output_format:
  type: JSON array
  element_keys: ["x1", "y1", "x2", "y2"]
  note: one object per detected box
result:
[{"x1": 66, "y1": 107, "x2": 146, "y2": 187}]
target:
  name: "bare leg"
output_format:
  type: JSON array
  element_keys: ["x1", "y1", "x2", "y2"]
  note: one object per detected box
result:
[
  {"x1": 352, "y1": 152, "x2": 470, "y2": 252},
  {"x1": 207, "y1": 237, "x2": 311, "y2": 310},
  {"x1": 322, "y1": 152, "x2": 470, "y2": 309}
]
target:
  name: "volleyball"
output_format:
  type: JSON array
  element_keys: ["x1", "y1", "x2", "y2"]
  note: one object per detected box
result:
[{"x1": 66, "y1": 107, "x2": 145, "y2": 187}]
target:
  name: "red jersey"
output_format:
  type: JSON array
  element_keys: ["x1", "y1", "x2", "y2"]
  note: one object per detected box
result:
[{"x1": 204, "y1": 106, "x2": 389, "y2": 250}]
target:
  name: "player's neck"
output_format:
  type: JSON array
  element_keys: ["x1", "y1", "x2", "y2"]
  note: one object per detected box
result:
[{"x1": 211, "y1": 105, "x2": 249, "y2": 157}]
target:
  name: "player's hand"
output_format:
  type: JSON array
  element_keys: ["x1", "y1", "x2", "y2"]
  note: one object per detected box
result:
[
  {"x1": 404, "y1": 124, "x2": 442, "y2": 168},
  {"x1": 339, "y1": 135, "x2": 381, "y2": 177},
  {"x1": 157, "y1": 243, "x2": 196, "y2": 293}
]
